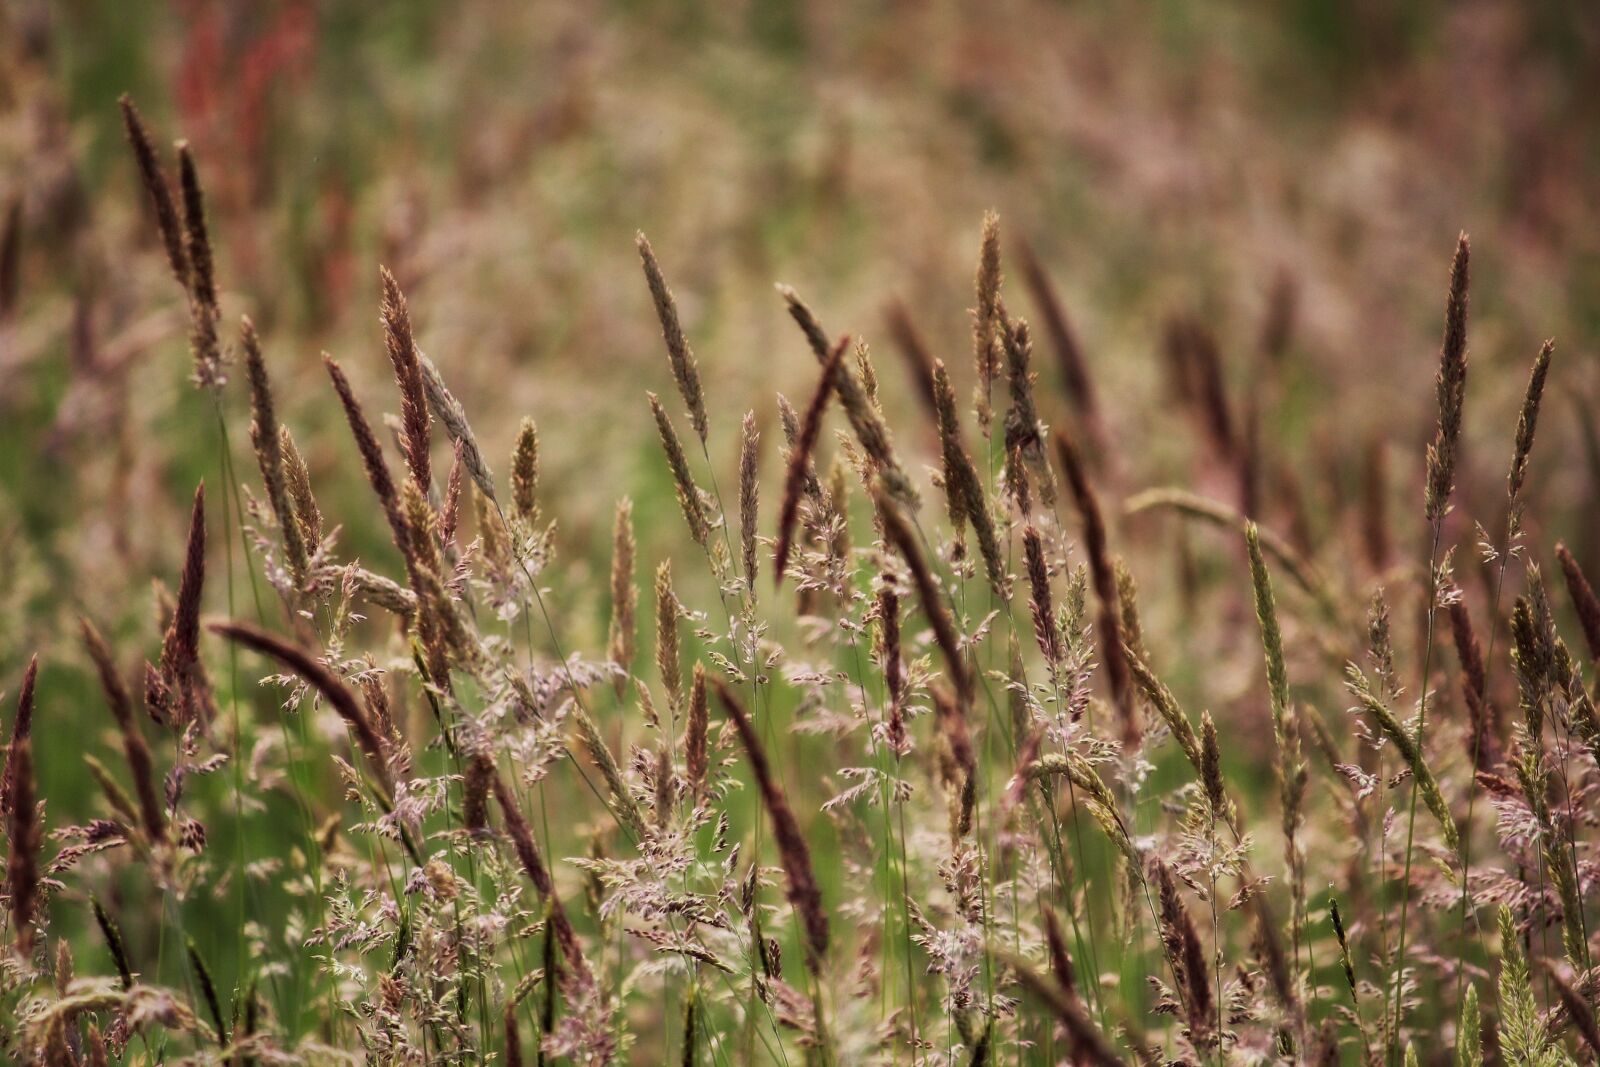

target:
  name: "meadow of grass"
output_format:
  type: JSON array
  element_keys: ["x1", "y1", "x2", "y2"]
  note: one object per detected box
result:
[{"x1": 4, "y1": 2, "x2": 1600, "y2": 1064}]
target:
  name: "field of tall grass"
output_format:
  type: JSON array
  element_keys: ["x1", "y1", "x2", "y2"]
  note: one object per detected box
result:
[{"x1": 4, "y1": 2, "x2": 1600, "y2": 1063}]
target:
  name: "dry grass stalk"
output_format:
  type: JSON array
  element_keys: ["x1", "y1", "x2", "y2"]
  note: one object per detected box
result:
[
  {"x1": 80, "y1": 619, "x2": 165, "y2": 844},
  {"x1": 774, "y1": 334, "x2": 849, "y2": 585},
  {"x1": 877, "y1": 490, "x2": 972, "y2": 703},
  {"x1": 417, "y1": 353, "x2": 497, "y2": 502},
  {"x1": 490, "y1": 771, "x2": 592, "y2": 984},
  {"x1": 999, "y1": 951, "x2": 1121, "y2": 1066},
  {"x1": 636, "y1": 232, "x2": 708, "y2": 443},
  {"x1": 711, "y1": 677, "x2": 829, "y2": 972},
  {"x1": 209, "y1": 620, "x2": 393, "y2": 797},
  {"x1": 1055, "y1": 428, "x2": 1138, "y2": 746}
]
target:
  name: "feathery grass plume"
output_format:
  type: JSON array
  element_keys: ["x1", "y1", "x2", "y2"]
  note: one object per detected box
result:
[
  {"x1": 932, "y1": 359, "x2": 1006, "y2": 596},
  {"x1": 636, "y1": 232, "x2": 708, "y2": 443},
  {"x1": 1454, "y1": 983, "x2": 1482, "y2": 1066},
  {"x1": 711, "y1": 676, "x2": 829, "y2": 971},
  {"x1": 1425, "y1": 234, "x2": 1471, "y2": 521},
  {"x1": 882, "y1": 299, "x2": 940, "y2": 419},
  {"x1": 241, "y1": 316, "x2": 309, "y2": 585},
  {"x1": 608, "y1": 497, "x2": 637, "y2": 690},
  {"x1": 80, "y1": 618, "x2": 165, "y2": 844},
  {"x1": 416, "y1": 352, "x2": 497, "y2": 502},
  {"x1": 379, "y1": 266, "x2": 432, "y2": 491},
  {"x1": 1153, "y1": 857, "x2": 1214, "y2": 1048},
  {"x1": 209, "y1": 620, "x2": 394, "y2": 797},
  {"x1": 1495, "y1": 905, "x2": 1559, "y2": 1062},
  {"x1": 649, "y1": 391, "x2": 712, "y2": 548},
  {"x1": 1056, "y1": 427, "x2": 1138, "y2": 745},
  {"x1": 0, "y1": 654, "x2": 38, "y2": 821},
  {"x1": 441, "y1": 441, "x2": 464, "y2": 545},
  {"x1": 686, "y1": 664, "x2": 708, "y2": 800},
  {"x1": 778, "y1": 283, "x2": 919, "y2": 507},
  {"x1": 774, "y1": 333, "x2": 850, "y2": 584},
  {"x1": 158, "y1": 483, "x2": 209, "y2": 725},
  {"x1": 510, "y1": 416, "x2": 539, "y2": 525},
  {"x1": 655, "y1": 561, "x2": 683, "y2": 718},
  {"x1": 572, "y1": 706, "x2": 648, "y2": 840},
  {"x1": 1344, "y1": 666, "x2": 1460, "y2": 855},
  {"x1": 876, "y1": 488, "x2": 972, "y2": 703},
  {"x1": 738, "y1": 410, "x2": 759, "y2": 589},
  {"x1": 1124, "y1": 647, "x2": 1204, "y2": 786},
  {"x1": 1555, "y1": 542, "x2": 1600, "y2": 661},
  {"x1": 279, "y1": 425, "x2": 323, "y2": 549},
  {"x1": 176, "y1": 142, "x2": 224, "y2": 389},
  {"x1": 1447, "y1": 589, "x2": 1500, "y2": 770},
  {"x1": 1541, "y1": 960, "x2": 1600, "y2": 1056},
  {"x1": 490, "y1": 772, "x2": 592, "y2": 984},
  {"x1": 118, "y1": 95, "x2": 188, "y2": 285},
  {"x1": 1023, "y1": 525, "x2": 1062, "y2": 667},
  {"x1": 972, "y1": 210, "x2": 1003, "y2": 431},
  {"x1": 1017, "y1": 237, "x2": 1103, "y2": 452},
  {"x1": 324, "y1": 353, "x2": 412, "y2": 563},
  {"x1": 5, "y1": 736, "x2": 39, "y2": 956},
  {"x1": 999, "y1": 951, "x2": 1122, "y2": 1066}
]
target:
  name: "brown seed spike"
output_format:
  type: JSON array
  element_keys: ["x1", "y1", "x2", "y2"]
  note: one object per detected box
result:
[
  {"x1": 1425, "y1": 233, "x2": 1470, "y2": 521},
  {"x1": 0, "y1": 655, "x2": 39, "y2": 822},
  {"x1": 5, "y1": 736, "x2": 39, "y2": 957},
  {"x1": 379, "y1": 266, "x2": 432, "y2": 493},
  {"x1": 176, "y1": 142, "x2": 224, "y2": 390},
  {"x1": 80, "y1": 619, "x2": 166, "y2": 844},
  {"x1": 242, "y1": 317, "x2": 309, "y2": 585},
  {"x1": 1016, "y1": 237, "x2": 1103, "y2": 452},
  {"x1": 209, "y1": 620, "x2": 393, "y2": 798},
  {"x1": 1556, "y1": 542, "x2": 1600, "y2": 662},
  {"x1": 711, "y1": 677, "x2": 829, "y2": 972},
  {"x1": 1055, "y1": 428, "x2": 1138, "y2": 747},
  {"x1": 158, "y1": 483, "x2": 207, "y2": 725},
  {"x1": 118, "y1": 94, "x2": 188, "y2": 286},
  {"x1": 324, "y1": 353, "x2": 411, "y2": 565},
  {"x1": 882, "y1": 299, "x2": 940, "y2": 421},
  {"x1": 775, "y1": 334, "x2": 850, "y2": 586},
  {"x1": 877, "y1": 490, "x2": 973, "y2": 703},
  {"x1": 636, "y1": 232, "x2": 709, "y2": 444}
]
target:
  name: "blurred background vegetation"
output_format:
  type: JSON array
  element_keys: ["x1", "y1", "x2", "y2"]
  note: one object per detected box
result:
[{"x1": 3, "y1": 0, "x2": 1600, "y2": 1046}]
